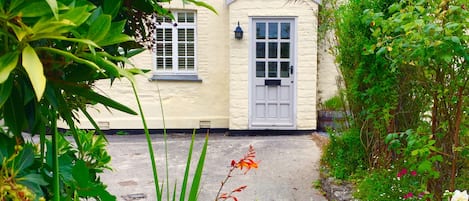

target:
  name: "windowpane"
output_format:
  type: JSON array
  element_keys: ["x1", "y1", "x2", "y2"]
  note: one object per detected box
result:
[
  {"x1": 156, "y1": 29, "x2": 163, "y2": 41},
  {"x1": 177, "y1": 12, "x2": 186, "y2": 23},
  {"x1": 256, "y1": 62, "x2": 265, "y2": 77},
  {"x1": 156, "y1": 44, "x2": 163, "y2": 56},
  {"x1": 280, "y1": 42, "x2": 289, "y2": 58},
  {"x1": 165, "y1": 29, "x2": 172, "y2": 41},
  {"x1": 268, "y1": 62, "x2": 277, "y2": 78},
  {"x1": 268, "y1": 23, "x2": 278, "y2": 39},
  {"x1": 281, "y1": 23, "x2": 290, "y2": 39},
  {"x1": 165, "y1": 58, "x2": 172, "y2": 70},
  {"x1": 268, "y1": 42, "x2": 277, "y2": 58},
  {"x1": 178, "y1": 58, "x2": 186, "y2": 70},
  {"x1": 187, "y1": 58, "x2": 195, "y2": 70},
  {"x1": 155, "y1": 11, "x2": 196, "y2": 74},
  {"x1": 280, "y1": 62, "x2": 290, "y2": 78},
  {"x1": 156, "y1": 58, "x2": 164, "y2": 70},
  {"x1": 187, "y1": 29, "x2": 194, "y2": 41},
  {"x1": 256, "y1": 23, "x2": 266, "y2": 39},
  {"x1": 186, "y1": 13, "x2": 195, "y2": 23},
  {"x1": 178, "y1": 44, "x2": 186, "y2": 56},
  {"x1": 165, "y1": 43, "x2": 172, "y2": 56},
  {"x1": 187, "y1": 43, "x2": 194, "y2": 56},
  {"x1": 256, "y1": 42, "x2": 265, "y2": 58},
  {"x1": 178, "y1": 29, "x2": 186, "y2": 41}
]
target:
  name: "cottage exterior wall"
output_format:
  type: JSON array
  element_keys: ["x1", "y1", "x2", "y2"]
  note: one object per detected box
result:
[
  {"x1": 76, "y1": 0, "x2": 231, "y2": 130},
  {"x1": 317, "y1": 32, "x2": 341, "y2": 105},
  {"x1": 228, "y1": 0, "x2": 319, "y2": 130}
]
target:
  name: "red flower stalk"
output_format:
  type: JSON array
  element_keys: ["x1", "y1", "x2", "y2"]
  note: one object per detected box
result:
[{"x1": 215, "y1": 145, "x2": 259, "y2": 201}]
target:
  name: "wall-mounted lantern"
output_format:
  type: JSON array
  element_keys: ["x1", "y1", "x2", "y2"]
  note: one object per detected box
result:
[{"x1": 234, "y1": 21, "x2": 243, "y2": 40}]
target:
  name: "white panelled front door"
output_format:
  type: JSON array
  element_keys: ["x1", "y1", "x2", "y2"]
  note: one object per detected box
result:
[{"x1": 250, "y1": 18, "x2": 295, "y2": 129}]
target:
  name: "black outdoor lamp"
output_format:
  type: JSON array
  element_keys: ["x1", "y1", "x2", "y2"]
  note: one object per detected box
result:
[{"x1": 234, "y1": 21, "x2": 243, "y2": 40}]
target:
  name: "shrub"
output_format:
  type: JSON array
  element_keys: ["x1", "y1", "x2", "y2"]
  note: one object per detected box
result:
[{"x1": 323, "y1": 128, "x2": 366, "y2": 180}]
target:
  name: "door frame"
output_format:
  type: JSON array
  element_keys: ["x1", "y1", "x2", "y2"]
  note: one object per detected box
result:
[{"x1": 248, "y1": 17, "x2": 297, "y2": 130}]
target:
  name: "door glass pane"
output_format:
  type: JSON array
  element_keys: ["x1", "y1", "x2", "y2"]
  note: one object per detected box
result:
[
  {"x1": 281, "y1": 23, "x2": 290, "y2": 39},
  {"x1": 280, "y1": 42, "x2": 289, "y2": 58},
  {"x1": 268, "y1": 23, "x2": 278, "y2": 39},
  {"x1": 256, "y1": 42, "x2": 265, "y2": 58},
  {"x1": 256, "y1": 62, "x2": 265, "y2": 77},
  {"x1": 268, "y1": 62, "x2": 277, "y2": 78},
  {"x1": 280, "y1": 62, "x2": 290, "y2": 78},
  {"x1": 268, "y1": 42, "x2": 277, "y2": 58},
  {"x1": 256, "y1": 23, "x2": 266, "y2": 39}
]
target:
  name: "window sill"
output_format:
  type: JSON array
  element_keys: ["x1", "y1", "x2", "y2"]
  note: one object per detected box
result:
[{"x1": 149, "y1": 74, "x2": 202, "y2": 82}]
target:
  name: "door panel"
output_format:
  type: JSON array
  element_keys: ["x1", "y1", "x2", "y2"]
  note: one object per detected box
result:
[{"x1": 250, "y1": 19, "x2": 295, "y2": 129}]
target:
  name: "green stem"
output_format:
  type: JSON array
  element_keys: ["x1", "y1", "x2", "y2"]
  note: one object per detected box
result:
[
  {"x1": 131, "y1": 83, "x2": 162, "y2": 200},
  {"x1": 51, "y1": 112, "x2": 60, "y2": 201},
  {"x1": 156, "y1": 80, "x2": 170, "y2": 200}
]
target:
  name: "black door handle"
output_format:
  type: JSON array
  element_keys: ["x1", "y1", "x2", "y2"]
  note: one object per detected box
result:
[{"x1": 290, "y1": 65, "x2": 294, "y2": 74}]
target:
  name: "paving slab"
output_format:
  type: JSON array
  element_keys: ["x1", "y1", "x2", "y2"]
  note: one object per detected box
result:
[{"x1": 101, "y1": 133, "x2": 327, "y2": 201}]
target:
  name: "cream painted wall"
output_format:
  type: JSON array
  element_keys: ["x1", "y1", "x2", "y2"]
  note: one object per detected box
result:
[
  {"x1": 75, "y1": 0, "x2": 231, "y2": 130},
  {"x1": 228, "y1": 0, "x2": 319, "y2": 130},
  {"x1": 317, "y1": 32, "x2": 341, "y2": 105}
]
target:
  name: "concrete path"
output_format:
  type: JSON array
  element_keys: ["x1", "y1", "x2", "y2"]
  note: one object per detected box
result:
[{"x1": 101, "y1": 133, "x2": 327, "y2": 201}]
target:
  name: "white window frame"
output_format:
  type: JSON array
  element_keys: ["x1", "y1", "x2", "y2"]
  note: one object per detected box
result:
[{"x1": 154, "y1": 11, "x2": 197, "y2": 75}]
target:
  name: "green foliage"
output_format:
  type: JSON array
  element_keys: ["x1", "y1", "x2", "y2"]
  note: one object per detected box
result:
[
  {"x1": 355, "y1": 168, "x2": 429, "y2": 201},
  {"x1": 321, "y1": 0, "x2": 468, "y2": 198},
  {"x1": 321, "y1": 95, "x2": 344, "y2": 111},
  {"x1": 323, "y1": 129, "x2": 366, "y2": 180},
  {"x1": 0, "y1": 129, "x2": 114, "y2": 200}
]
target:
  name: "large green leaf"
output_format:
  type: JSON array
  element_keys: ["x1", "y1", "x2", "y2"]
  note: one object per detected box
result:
[
  {"x1": 22, "y1": 45, "x2": 46, "y2": 101},
  {"x1": 31, "y1": 17, "x2": 77, "y2": 35},
  {"x1": 0, "y1": 78, "x2": 12, "y2": 108},
  {"x1": 3, "y1": 84, "x2": 25, "y2": 136},
  {"x1": 36, "y1": 47, "x2": 100, "y2": 70},
  {"x1": 179, "y1": 131, "x2": 196, "y2": 201},
  {"x1": 17, "y1": 1, "x2": 53, "y2": 18},
  {"x1": 103, "y1": 0, "x2": 122, "y2": 19},
  {"x1": 45, "y1": 0, "x2": 59, "y2": 19},
  {"x1": 13, "y1": 144, "x2": 35, "y2": 172},
  {"x1": 183, "y1": 0, "x2": 217, "y2": 14},
  {"x1": 7, "y1": 21, "x2": 31, "y2": 41},
  {"x1": 59, "y1": 5, "x2": 92, "y2": 27},
  {"x1": 87, "y1": 14, "x2": 111, "y2": 43},
  {"x1": 60, "y1": 84, "x2": 137, "y2": 115},
  {"x1": 0, "y1": 51, "x2": 19, "y2": 83},
  {"x1": 31, "y1": 35, "x2": 99, "y2": 48},
  {"x1": 97, "y1": 34, "x2": 132, "y2": 47},
  {"x1": 188, "y1": 134, "x2": 209, "y2": 200},
  {"x1": 96, "y1": 20, "x2": 133, "y2": 46}
]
